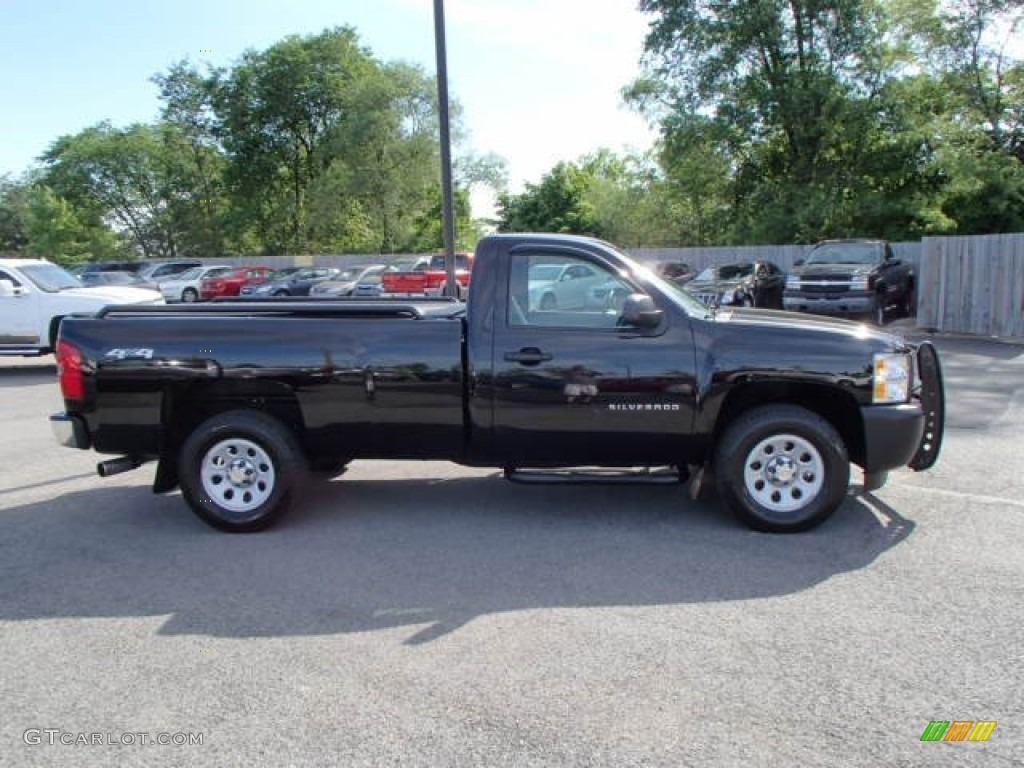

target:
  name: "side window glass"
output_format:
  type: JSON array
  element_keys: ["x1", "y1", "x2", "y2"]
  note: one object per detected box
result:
[
  {"x1": 0, "y1": 269, "x2": 21, "y2": 287},
  {"x1": 508, "y1": 253, "x2": 635, "y2": 329}
]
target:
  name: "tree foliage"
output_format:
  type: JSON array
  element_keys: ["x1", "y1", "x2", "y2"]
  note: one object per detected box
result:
[
  {"x1": 22, "y1": 26, "x2": 502, "y2": 260},
  {"x1": 627, "y1": 0, "x2": 1024, "y2": 242}
]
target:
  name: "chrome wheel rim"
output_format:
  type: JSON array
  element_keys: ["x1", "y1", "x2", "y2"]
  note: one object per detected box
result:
[
  {"x1": 743, "y1": 433, "x2": 824, "y2": 514},
  {"x1": 200, "y1": 438, "x2": 275, "y2": 514}
]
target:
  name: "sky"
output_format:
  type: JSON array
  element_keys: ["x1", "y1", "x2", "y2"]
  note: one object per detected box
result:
[{"x1": 0, "y1": 0, "x2": 660, "y2": 216}]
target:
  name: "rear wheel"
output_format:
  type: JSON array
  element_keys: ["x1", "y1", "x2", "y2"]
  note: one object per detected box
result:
[
  {"x1": 714, "y1": 405, "x2": 849, "y2": 533},
  {"x1": 540, "y1": 293, "x2": 557, "y2": 310},
  {"x1": 179, "y1": 410, "x2": 305, "y2": 532},
  {"x1": 181, "y1": 288, "x2": 198, "y2": 303}
]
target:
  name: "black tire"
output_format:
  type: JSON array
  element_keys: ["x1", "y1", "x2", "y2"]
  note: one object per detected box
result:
[
  {"x1": 901, "y1": 282, "x2": 916, "y2": 318},
  {"x1": 540, "y1": 293, "x2": 557, "y2": 310},
  {"x1": 179, "y1": 410, "x2": 306, "y2": 532},
  {"x1": 871, "y1": 293, "x2": 886, "y2": 326},
  {"x1": 714, "y1": 404, "x2": 849, "y2": 533},
  {"x1": 273, "y1": 289, "x2": 290, "y2": 297},
  {"x1": 181, "y1": 288, "x2": 198, "y2": 303}
]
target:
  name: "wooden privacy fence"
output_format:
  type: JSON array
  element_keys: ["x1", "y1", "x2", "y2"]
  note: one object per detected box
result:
[{"x1": 916, "y1": 234, "x2": 1024, "y2": 339}]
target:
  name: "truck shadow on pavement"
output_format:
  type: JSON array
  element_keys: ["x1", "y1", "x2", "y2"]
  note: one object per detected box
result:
[{"x1": 0, "y1": 475, "x2": 913, "y2": 644}]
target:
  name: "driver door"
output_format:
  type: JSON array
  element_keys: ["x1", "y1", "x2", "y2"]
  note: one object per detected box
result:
[{"x1": 490, "y1": 249, "x2": 698, "y2": 467}]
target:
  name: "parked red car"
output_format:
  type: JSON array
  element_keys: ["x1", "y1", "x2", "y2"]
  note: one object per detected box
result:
[
  {"x1": 200, "y1": 267, "x2": 275, "y2": 300},
  {"x1": 381, "y1": 253, "x2": 473, "y2": 296}
]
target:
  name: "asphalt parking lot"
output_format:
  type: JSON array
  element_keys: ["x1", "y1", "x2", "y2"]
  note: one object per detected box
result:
[{"x1": 1, "y1": 335, "x2": 1021, "y2": 767}]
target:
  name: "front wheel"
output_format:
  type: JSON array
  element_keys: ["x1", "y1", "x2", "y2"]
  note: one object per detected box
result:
[
  {"x1": 901, "y1": 284, "x2": 916, "y2": 317},
  {"x1": 871, "y1": 294, "x2": 886, "y2": 326},
  {"x1": 179, "y1": 411, "x2": 306, "y2": 532},
  {"x1": 714, "y1": 405, "x2": 849, "y2": 533}
]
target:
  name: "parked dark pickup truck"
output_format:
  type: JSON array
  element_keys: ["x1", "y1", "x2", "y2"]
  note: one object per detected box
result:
[
  {"x1": 50, "y1": 234, "x2": 944, "y2": 534},
  {"x1": 783, "y1": 239, "x2": 916, "y2": 325}
]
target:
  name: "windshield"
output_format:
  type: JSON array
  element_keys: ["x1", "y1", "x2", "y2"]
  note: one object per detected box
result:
[
  {"x1": 175, "y1": 267, "x2": 203, "y2": 281},
  {"x1": 806, "y1": 243, "x2": 879, "y2": 265},
  {"x1": 529, "y1": 265, "x2": 564, "y2": 281},
  {"x1": 20, "y1": 263, "x2": 82, "y2": 292},
  {"x1": 596, "y1": 241, "x2": 711, "y2": 319}
]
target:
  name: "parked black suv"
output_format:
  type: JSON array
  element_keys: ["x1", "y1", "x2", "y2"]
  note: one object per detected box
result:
[{"x1": 783, "y1": 239, "x2": 915, "y2": 325}]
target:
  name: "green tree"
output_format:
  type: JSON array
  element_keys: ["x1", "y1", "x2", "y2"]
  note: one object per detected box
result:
[
  {"x1": 497, "y1": 160, "x2": 604, "y2": 235},
  {"x1": 0, "y1": 175, "x2": 30, "y2": 255},
  {"x1": 23, "y1": 185, "x2": 126, "y2": 265},
  {"x1": 40, "y1": 122, "x2": 215, "y2": 259},
  {"x1": 153, "y1": 62, "x2": 234, "y2": 255}
]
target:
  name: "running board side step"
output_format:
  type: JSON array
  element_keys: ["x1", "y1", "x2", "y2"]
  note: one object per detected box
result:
[{"x1": 504, "y1": 466, "x2": 688, "y2": 485}]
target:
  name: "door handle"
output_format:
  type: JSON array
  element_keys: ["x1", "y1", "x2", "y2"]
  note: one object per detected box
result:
[{"x1": 504, "y1": 347, "x2": 553, "y2": 365}]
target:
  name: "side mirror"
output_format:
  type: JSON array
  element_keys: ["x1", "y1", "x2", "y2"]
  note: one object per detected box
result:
[
  {"x1": 793, "y1": 258, "x2": 805, "y2": 267},
  {"x1": 0, "y1": 279, "x2": 22, "y2": 298},
  {"x1": 620, "y1": 294, "x2": 664, "y2": 329}
]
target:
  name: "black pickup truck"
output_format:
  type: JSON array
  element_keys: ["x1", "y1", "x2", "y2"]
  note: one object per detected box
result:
[
  {"x1": 50, "y1": 234, "x2": 944, "y2": 534},
  {"x1": 783, "y1": 239, "x2": 916, "y2": 325}
]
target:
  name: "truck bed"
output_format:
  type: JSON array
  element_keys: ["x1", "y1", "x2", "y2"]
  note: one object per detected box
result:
[{"x1": 62, "y1": 299, "x2": 468, "y2": 461}]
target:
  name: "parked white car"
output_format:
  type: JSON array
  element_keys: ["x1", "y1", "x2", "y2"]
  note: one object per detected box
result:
[
  {"x1": 527, "y1": 261, "x2": 606, "y2": 311},
  {"x1": 159, "y1": 265, "x2": 232, "y2": 303},
  {"x1": 0, "y1": 258, "x2": 165, "y2": 356}
]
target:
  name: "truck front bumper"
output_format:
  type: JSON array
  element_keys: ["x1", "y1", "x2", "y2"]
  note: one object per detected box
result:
[
  {"x1": 783, "y1": 291, "x2": 874, "y2": 316},
  {"x1": 50, "y1": 412, "x2": 91, "y2": 450},
  {"x1": 861, "y1": 341, "x2": 946, "y2": 474},
  {"x1": 860, "y1": 404, "x2": 924, "y2": 472}
]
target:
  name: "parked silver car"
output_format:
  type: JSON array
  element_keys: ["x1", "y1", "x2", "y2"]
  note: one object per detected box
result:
[{"x1": 309, "y1": 265, "x2": 387, "y2": 297}]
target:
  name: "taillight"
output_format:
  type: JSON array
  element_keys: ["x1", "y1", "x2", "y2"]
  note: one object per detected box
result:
[{"x1": 56, "y1": 340, "x2": 85, "y2": 400}]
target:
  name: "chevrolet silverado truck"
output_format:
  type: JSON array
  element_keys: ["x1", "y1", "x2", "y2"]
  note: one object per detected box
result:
[
  {"x1": 380, "y1": 253, "x2": 472, "y2": 297},
  {"x1": 1, "y1": 258, "x2": 164, "y2": 356},
  {"x1": 783, "y1": 239, "x2": 916, "y2": 325},
  {"x1": 49, "y1": 234, "x2": 944, "y2": 534}
]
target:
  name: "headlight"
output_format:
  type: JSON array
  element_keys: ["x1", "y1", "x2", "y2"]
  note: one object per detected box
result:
[
  {"x1": 786, "y1": 275, "x2": 800, "y2": 289},
  {"x1": 873, "y1": 353, "x2": 911, "y2": 403},
  {"x1": 851, "y1": 276, "x2": 869, "y2": 291}
]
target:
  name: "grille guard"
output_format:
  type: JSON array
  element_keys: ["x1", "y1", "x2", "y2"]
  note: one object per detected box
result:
[{"x1": 909, "y1": 340, "x2": 945, "y2": 471}]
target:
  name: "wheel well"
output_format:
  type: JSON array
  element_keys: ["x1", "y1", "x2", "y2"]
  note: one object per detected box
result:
[
  {"x1": 714, "y1": 382, "x2": 865, "y2": 467},
  {"x1": 155, "y1": 380, "x2": 305, "y2": 492}
]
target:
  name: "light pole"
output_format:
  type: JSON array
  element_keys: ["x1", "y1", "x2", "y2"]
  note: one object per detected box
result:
[{"x1": 433, "y1": 0, "x2": 458, "y2": 298}]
